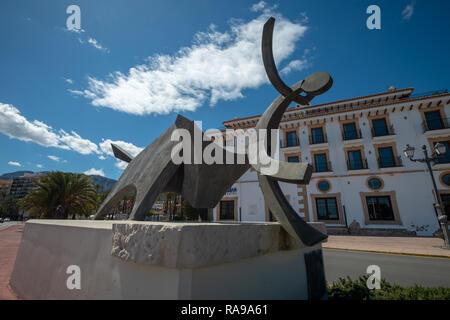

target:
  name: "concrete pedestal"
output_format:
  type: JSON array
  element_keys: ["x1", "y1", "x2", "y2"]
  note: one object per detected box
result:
[{"x1": 10, "y1": 220, "x2": 327, "y2": 300}]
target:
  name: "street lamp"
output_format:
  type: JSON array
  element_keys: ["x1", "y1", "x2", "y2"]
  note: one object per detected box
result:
[{"x1": 403, "y1": 143, "x2": 450, "y2": 249}]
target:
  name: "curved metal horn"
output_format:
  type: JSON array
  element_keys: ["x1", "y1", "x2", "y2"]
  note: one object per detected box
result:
[{"x1": 250, "y1": 17, "x2": 333, "y2": 246}]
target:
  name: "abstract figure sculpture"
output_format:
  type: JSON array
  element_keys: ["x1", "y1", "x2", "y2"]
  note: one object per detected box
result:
[{"x1": 95, "y1": 17, "x2": 332, "y2": 246}]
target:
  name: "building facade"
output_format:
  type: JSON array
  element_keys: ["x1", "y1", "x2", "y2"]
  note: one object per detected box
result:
[
  {"x1": 9, "y1": 173, "x2": 46, "y2": 200},
  {"x1": 213, "y1": 87, "x2": 450, "y2": 236}
]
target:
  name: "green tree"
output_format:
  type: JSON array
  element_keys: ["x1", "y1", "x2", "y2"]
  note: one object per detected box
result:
[
  {"x1": 0, "y1": 195, "x2": 19, "y2": 219},
  {"x1": 20, "y1": 171, "x2": 97, "y2": 219}
]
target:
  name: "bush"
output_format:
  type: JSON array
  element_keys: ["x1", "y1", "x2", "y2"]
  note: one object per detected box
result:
[
  {"x1": 183, "y1": 200, "x2": 198, "y2": 220},
  {"x1": 328, "y1": 275, "x2": 450, "y2": 300}
]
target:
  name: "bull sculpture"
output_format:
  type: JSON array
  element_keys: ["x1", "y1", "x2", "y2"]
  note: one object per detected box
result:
[{"x1": 95, "y1": 17, "x2": 332, "y2": 246}]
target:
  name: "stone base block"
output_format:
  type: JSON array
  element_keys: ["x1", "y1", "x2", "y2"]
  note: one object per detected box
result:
[{"x1": 10, "y1": 220, "x2": 327, "y2": 300}]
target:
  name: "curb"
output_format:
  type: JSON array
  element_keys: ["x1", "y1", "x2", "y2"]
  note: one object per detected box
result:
[
  {"x1": 0, "y1": 224, "x2": 25, "y2": 232},
  {"x1": 323, "y1": 247, "x2": 450, "y2": 259}
]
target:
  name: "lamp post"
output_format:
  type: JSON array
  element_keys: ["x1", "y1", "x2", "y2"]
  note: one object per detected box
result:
[{"x1": 403, "y1": 143, "x2": 450, "y2": 249}]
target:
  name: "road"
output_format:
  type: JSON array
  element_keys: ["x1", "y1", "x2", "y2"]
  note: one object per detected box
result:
[{"x1": 323, "y1": 248, "x2": 450, "y2": 288}]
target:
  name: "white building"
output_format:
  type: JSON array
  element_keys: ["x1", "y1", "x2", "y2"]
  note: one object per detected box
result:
[{"x1": 212, "y1": 87, "x2": 450, "y2": 236}]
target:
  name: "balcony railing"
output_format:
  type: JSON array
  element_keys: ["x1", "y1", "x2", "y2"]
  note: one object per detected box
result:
[
  {"x1": 309, "y1": 133, "x2": 328, "y2": 145},
  {"x1": 422, "y1": 118, "x2": 450, "y2": 132},
  {"x1": 342, "y1": 128, "x2": 362, "y2": 141},
  {"x1": 371, "y1": 124, "x2": 395, "y2": 138},
  {"x1": 312, "y1": 161, "x2": 332, "y2": 173},
  {"x1": 377, "y1": 156, "x2": 403, "y2": 168},
  {"x1": 347, "y1": 158, "x2": 368, "y2": 170},
  {"x1": 280, "y1": 137, "x2": 300, "y2": 148}
]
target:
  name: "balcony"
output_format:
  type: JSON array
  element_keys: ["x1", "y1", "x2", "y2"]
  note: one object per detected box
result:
[
  {"x1": 312, "y1": 161, "x2": 332, "y2": 173},
  {"x1": 342, "y1": 128, "x2": 362, "y2": 141},
  {"x1": 347, "y1": 158, "x2": 368, "y2": 170},
  {"x1": 377, "y1": 156, "x2": 403, "y2": 168},
  {"x1": 280, "y1": 137, "x2": 300, "y2": 148},
  {"x1": 309, "y1": 133, "x2": 328, "y2": 145},
  {"x1": 422, "y1": 118, "x2": 450, "y2": 132},
  {"x1": 371, "y1": 124, "x2": 395, "y2": 138}
]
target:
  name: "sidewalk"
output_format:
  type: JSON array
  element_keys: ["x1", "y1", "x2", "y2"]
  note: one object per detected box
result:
[
  {"x1": 323, "y1": 235, "x2": 450, "y2": 258},
  {"x1": 0, "y1": 224, "x2": 23, "y2": 300}
]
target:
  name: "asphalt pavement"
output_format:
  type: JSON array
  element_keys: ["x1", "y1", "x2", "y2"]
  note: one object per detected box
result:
[{"x1": 323, "y1": 248, "x2": 450, "y2": 288}]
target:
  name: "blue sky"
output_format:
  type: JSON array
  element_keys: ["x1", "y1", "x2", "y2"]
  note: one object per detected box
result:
[{"x1": 1, "y1": 0, "x2": 449, "y2": 179}]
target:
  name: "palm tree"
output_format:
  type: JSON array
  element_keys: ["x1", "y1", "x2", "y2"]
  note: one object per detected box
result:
[{"x1": 20, "y1": 171, "x2": 97, "y2": 219}]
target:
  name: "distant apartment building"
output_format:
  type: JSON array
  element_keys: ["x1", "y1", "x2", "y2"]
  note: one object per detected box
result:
[
  {"x1": 9, "y1": 172, "x2": 46, "y2": 199},
  {"x1": 213, "y1": 87, "x2": 450, "y2": 236}
]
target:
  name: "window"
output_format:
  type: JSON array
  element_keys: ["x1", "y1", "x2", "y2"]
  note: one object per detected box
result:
[
  {"x1": 287, "y1": 156, "x2": 299, "y2": 163},
  {"x1": 368, "y1": 178, "x2": 383, "y2": 190},
  {"x1": 316, "y1": 198, "x2": 339, "y2": 220},
  {"x1": 436, "y1": 141, "x2": 450, "y2": 163},
  {"x1": 317, "y1": 180, "x2": 330, "y2": 192},
  {"x1": 424, "y1": 111, "x2": 444, "y2": 130},
  {"x1": 372, "y1": 118, "x2": 389, "y2": 136},
  {"x1": 219, "y1": 200, "x2": 235, "y2": 220},
  {"x1": 442, "y1": 174, "x2": 450, "y2": 187},
  {"x1": 314, "y1": 153, "x2": 329, "y2": 172},
  {"x1": 343, "y1": 123, "x2": 358, "y2": 140},
  {"x1": 285, "y1": 131, "x2": 298, "y2": 147},
  {"x1": 366, "y1": 196, "x2": 395, "y2": 221},
  {"x1": 378, "y1": 147, "x2": 395, "y2": 167},
  {"x1": 311, "y1": 127, "x2": 325, "y2": 144},
  {"x1": 348, "y1": 150, "x2": 363, "y2": 170}
]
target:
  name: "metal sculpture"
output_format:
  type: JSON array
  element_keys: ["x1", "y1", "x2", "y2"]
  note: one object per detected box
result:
[{"x1": 95, "y1": 17, "x2": 332, "y2": 246}]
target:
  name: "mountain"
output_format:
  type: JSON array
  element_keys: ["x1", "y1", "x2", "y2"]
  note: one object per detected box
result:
[
  {"x1": 0, "y1": 171, "x2": 35, "y2": 180},
  {"x1": 0, "y1": 171, "x2": 117, "y2": 192},
  {"x1": 88, "y1": 175, "x2": 117, "y2": 192}
]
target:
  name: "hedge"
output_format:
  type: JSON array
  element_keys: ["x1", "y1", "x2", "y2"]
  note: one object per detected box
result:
[{"x1": 328, "y1": 275, "x2": 450, "y2": 300}]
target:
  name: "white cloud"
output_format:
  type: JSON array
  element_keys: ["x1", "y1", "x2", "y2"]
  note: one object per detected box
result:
[
  {"x1": 8, "y1": 161, "x2": 21, "y2": 167},
  {"x1": 64, "y1": 78, "x2": 74, "y2": 84},
  {"x1": 281, "y1": 59, "x2": 308, "y2": 75},
  {"x1": 84, "y1": 168, "x2": 105, "y2": 177},
  {"x1": 66, "y1": 27, "x2": 109, "y2": 53},
  {"x1": 402, "y1": 1, "x2": 415, "y2": 20},
  {"x1": 0, "y1": 103, "x2": 100, "y2": 155},
  {"x1": 48, "y1": 155, "x2": 60, "y2": 162},
  {"x1": 115, "y1": 160, "x2": 128, "y2": 170},
  {"x1": 74, "y1": 10, "x2": 308, "y2": 115},
  {"x1": 58, "y1": 129, "x2": 100, "y2": 155},
  {"x1": 36, "y1": 164, "x2": 43, "y2": 168},
  {"x1": 98, "y1": 155, "x2": 106, "y2": 160},
  {"x1": 87, "y1": 38, "x2": 109, "y2": 52},
  {"x1": 251, "y1": 1, "x2": 266, "y2": 12}
]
